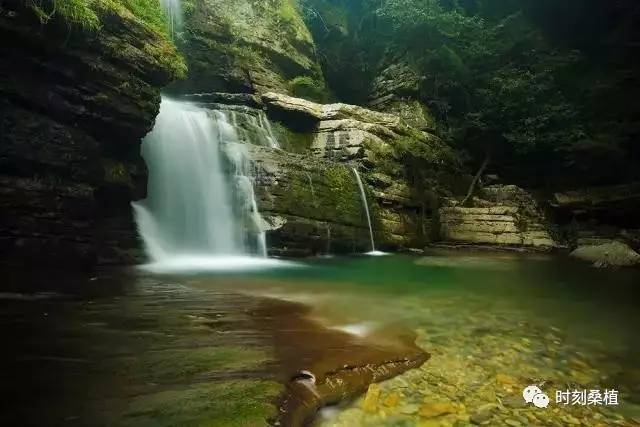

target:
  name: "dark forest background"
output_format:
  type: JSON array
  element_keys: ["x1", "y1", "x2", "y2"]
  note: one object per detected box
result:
[{"x1": 300, "y1": 0, "x2": 640, "y2": 189}]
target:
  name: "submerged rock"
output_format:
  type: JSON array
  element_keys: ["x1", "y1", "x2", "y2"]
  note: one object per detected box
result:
[
  {"x1": 570, "y1": 240, "x2": 640, "y2": 267},
  {"x1": 363, "y1": 384, "x2": 381, "y2": 413},
  {"x1": 418, "y1": 401, "x2": 460, "y2": 418}
]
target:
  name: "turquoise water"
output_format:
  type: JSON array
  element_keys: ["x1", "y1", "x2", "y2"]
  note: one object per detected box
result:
[{"x1": 1, "y1": 252, "x2": 639, "y2": 425}]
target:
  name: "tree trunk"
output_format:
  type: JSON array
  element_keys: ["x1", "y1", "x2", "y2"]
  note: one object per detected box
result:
[{"x1": 461, "y1": 154, "x2": 491, "y2": 207}]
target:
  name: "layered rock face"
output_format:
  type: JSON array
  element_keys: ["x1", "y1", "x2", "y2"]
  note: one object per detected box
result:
[
  {"x1": 439, "y1": 185, "x2": 557, "y2": 249},
  {"x1": 0, "y1": 0, "x2": 182, "y2": 266},
  {"x1": 549, "y1": 183, "x2": 640, "y2": 265},
  {"x1": 196, "y1": 94, "x2": 451, "y2": 255},
  {"x1": 550, "y1": 183, "x2": 640, "y2": 229},
  {"x1": 368, "y1": 61, "x2": 436, "y2": 132}
]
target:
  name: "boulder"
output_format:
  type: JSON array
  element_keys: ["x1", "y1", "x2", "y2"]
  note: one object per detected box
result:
[
  {"x1": 570, "y1": 241, "x2": 640, "y2": 267},
  {"x1": 262, "y1": 92, "x2": 447, "y2": 164}
]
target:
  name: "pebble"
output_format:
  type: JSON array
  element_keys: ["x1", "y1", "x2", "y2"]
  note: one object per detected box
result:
[
  {"x1": 384, "y1": 392, "x2": 400, "y2": 408},
  {"x1": 319, "y1": 296, "x2": 636, "y2": 427},
  {"x1": 399, "y1": 403, "x2": 420, "y2": 415},
  {"x1": 363, "y1": 384, "x2": 380, "y2": 413},
  {"x1": 470, "y1": 410, "x2": 493, "y2": 425},
  {"x1": 561, "y1": 415, "x2": 581, "y2": 425},
  {"x1": 418, "y1": 402, "x2": 459, "y2": 418},
  {"x1": 501, "y1": 396, "x2": 526, "y2": 408}
]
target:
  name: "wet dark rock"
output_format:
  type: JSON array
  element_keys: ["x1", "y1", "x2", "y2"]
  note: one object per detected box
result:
[{"x1": 0, "y1": 0, "x2": 180, "y2": 267}]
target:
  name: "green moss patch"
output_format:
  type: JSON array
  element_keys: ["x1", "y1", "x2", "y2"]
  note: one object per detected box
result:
[
  {"x1": 119, "y1": 380, "x2": 282, "y2": 427},
  {"x1": 102, "y1": 158, "x2": 133, "y2": 187},
  {"x1": 113, "y1": 346, "x2": 273, "y2": 383},
  {"x1": 26, "y1": 0, "x2": 187, "y2": 79},
  {"x1": 28, "y1": 0, "x2": 167, "y2": 33},
  {"x1": 287, "y1": 75, "x2": 329, "y2": 102}
]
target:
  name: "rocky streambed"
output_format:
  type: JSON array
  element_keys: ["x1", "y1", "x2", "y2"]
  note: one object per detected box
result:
[{"x1": 0, "y1": 265, "x2": 430, "y2": 427}]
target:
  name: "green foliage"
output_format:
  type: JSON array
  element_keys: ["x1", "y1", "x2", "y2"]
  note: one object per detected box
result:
[
  {"x1": 26, "y1": 0, "x2": 186, "y2": 80},
  {"x1": 365, "y1": 0, "x2": 591, "y2": 184},
  {"x1": 181, "y1": 0, "x2": 194, "y2": 17},
  {"x1": 304, "y1": 0, "x2": 640, "y2": 186},
  {"x1": 28, "y1": 0, "x2": 100, "y2": 29},
  {"x1": 279, "y1": 0, "x2": 314, "y2": 43},
  {"x1": 287, "y1": 75, "x2": 329, "y2": 102},
  {"x1": 117, "y1": 0, "x2": 169, "y2": 34},
  {"x1": 28, "y1": 0, "x2": 171, "y2": 35}
]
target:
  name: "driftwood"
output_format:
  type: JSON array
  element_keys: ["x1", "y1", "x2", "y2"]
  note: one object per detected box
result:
[
  {"x1": 244, "y1": 298, "x2": 429, "y2": 427},
  {"x1": 461, "y1": 154, "x2": 491, "y2": 207}
]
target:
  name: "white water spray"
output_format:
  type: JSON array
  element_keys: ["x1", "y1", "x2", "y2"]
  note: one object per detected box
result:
[
  {"x1": 160, "y1": 0, "x2": 183, "y2": 39},
  {"x1": 132, "y1": 97, "x2": 285, "y2": 272}
]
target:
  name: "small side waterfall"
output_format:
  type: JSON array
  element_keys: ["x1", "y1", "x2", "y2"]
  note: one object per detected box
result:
[
  {"x1": 305, "y1": 172, "x2": 316, "y2": 204},
  {"x1": 160, "y1": 0, "x2": 183, "y2": 39},
  {"x1": 352, "y1": 168, "x2": 387, "y2": 256},
  {"x1": 132, "y1": 97, "x2": 283, "y2": 272}
]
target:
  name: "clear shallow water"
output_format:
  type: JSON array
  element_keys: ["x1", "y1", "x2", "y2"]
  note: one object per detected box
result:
[{"x1": 1, "y1": 251, "x2": 639, "y2": 426}]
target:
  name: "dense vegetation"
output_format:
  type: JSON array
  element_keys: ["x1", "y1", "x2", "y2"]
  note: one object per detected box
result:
[
  {"x1": 28, "y1": 0, "x2": 169, "y2": 33},
  {"x1": 301, "y1": 0, "x2": 640, "y2": 189},
  {"x1": 23, "y1": 0, "x2": 186, "y2": 79}
]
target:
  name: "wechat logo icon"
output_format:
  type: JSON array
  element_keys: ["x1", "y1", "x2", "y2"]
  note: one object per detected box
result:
[{"x1": 523, "y1": 385, "x2": 550, "y2": 408}]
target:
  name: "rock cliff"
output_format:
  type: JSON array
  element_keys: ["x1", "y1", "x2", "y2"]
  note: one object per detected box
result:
[
  {"x1": 189, "y1": 94, "x2": 454, "y2": 255},
  {"x1": 168, "y1": 0, "x2": 326, "y2": 96},
  {"x1": 0, "y1": 0, "x2": 182, "y2": 266},
  {"x1": 438, "y1": 185, "x2": 557, "y2": 250}
]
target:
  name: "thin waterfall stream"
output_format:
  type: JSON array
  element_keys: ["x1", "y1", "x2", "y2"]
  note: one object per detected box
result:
[
  {"x1": 352, "y1": 168, "x2": 386, "y2": 256},
  {"x1": 160, "y1": 0, "x2": 183, "y2": 39}
]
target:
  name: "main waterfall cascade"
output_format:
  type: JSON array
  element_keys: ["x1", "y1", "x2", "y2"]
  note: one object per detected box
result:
[{"x1": 132, "y1": 97, "x2": 284, "y2": 272}]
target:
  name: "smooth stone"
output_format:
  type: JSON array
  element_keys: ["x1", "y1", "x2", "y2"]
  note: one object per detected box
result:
[
  {"x1": 419, "y1": 402, "x2": 460, "y2": 418},
  {"x1": 384, "y1": 392, "x2": 401, "y2": 408},
  {"x1": 562, "y1": 415, "x2": 581, "y2": 425},
  {"x1": 399, "y1": 403, "x2": 420, "y2": 415},
  {"x1": 502, "y1": 396, "x2": 526, "y2": 408},
  {"x1": 470, "y1": 410, "x2": 493, "y2": 425},
  {"x1": 495, "y1": 374, "x2": 519, "y2": 386},
  {"x1": 363, "y1": 383, "x2": 381, "y2": 413}
]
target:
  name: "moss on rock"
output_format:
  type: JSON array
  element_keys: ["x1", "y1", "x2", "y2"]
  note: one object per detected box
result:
[
  {"x1": 171, "y1": 0, "x2": 325, "y2": 94},
  {"x1": 120, "y1": 380, "x2": 282, "y2": 426},
  {"x1": 102, "y1": 158, "x2": 133, "y2": 187},
  {"x1": 26, "y1": 0, "x2": 186, "y2": 79},
  {"x1": 287, "y1": 75, "x2": 330, "y2": 102}
]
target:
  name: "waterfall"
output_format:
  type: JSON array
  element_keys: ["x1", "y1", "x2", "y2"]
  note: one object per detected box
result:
[
  {"x1": 352, "y1": 168, "x2": 387, "y2": 256},
  {"x1": 132, "y1": 97, "x2": 284, "y2": 272},
  {"x1": 160, "y1": 0, "x2": 183, "y2": 39},
  {"x1": 305, "y1": 172, "x2": 316, "y2": 204},
  {"x1": 221, "y1": 139, "x2": 268, "y2": 257}
]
